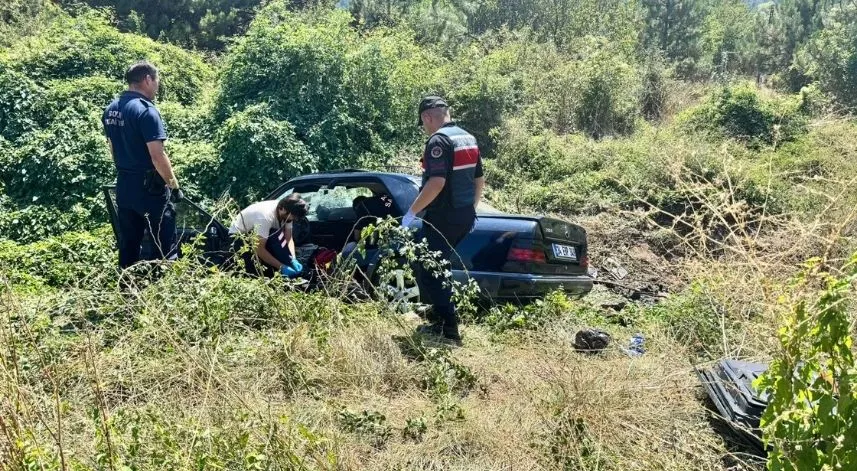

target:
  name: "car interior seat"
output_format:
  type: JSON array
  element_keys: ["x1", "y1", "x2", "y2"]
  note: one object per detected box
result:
[
  {"x1": 354, "y1": 193, "x2": 395, "y2": 218},
  {"x1": 315, "y1": 205, "x2": 331, "y2": 221},
  {"x1": 349, "y1": 192, "x2": 396, "y2": 247}
]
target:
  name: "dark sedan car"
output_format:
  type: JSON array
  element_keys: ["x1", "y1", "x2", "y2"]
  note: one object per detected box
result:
[{"x1": 103, "y1": 170, "x2": 593, "y2": 305}]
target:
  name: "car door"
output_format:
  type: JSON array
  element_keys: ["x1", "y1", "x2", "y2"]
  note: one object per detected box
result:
[{"x1": 102, "y1": 186, "x2": 231, "y2": 265}]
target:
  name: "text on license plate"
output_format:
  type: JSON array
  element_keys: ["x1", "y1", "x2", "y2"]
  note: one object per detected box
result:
[{"x1": 552, "y1": 243, "x2": 577, "y2": 260}]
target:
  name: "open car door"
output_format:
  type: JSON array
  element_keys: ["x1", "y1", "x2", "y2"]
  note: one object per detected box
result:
[{"x1": 102, "y1": 186, "x2": 232, "y2": 266}]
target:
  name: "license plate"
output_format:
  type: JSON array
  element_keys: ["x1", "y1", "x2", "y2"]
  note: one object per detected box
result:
[{"x1": 552, "y1": 243, "x2": 577, "y2": 260}]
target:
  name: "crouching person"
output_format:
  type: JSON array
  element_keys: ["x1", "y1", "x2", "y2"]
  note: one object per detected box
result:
[{"x1": 228, "y1": 194, "x2": 309, "y2": 278}]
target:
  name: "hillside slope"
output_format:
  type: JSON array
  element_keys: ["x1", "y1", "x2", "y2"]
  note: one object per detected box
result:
[{"x1": 2, "y1": 1, "x2": 857, "y2": 469}]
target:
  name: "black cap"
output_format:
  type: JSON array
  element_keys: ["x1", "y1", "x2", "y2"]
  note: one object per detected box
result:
[{"x1": 417, "y1": 95, "x2": 448, "y2": 126}]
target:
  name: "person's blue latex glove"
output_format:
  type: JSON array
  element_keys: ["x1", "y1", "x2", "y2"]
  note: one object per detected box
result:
[
  {"x1": 401, "y1": 210, "x2": 417, "y2": 228},
  {"x1": 280, "y1": 264, "x2": 300, "y2": 278},
  {"x1": 291, "y1": 258, "x2": 303, "y2": 273}
]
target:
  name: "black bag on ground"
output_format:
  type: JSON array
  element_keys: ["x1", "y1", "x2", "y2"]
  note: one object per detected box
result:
[{"x1": 574, "y1": 328, "x2": 611, "y2": 353}]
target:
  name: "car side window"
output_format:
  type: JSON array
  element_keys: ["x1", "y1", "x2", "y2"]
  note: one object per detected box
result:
[
  {"x1": 174, "y1": 200, "x2": 218, "y2": 234},
  {"x1": 278, "y1": 186, "x2": 373, "y2": 222}
]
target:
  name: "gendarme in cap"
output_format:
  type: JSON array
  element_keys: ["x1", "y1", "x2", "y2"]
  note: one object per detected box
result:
[{"x1": 417, "y1": 96, "x2": 448, "y2": 126}]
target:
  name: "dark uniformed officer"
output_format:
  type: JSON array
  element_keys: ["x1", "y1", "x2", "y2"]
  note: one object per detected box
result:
[
  {"x1": 402, "y1": 96, "x2": 485, "y2": 344},
  {"x1": 103, "y1": 61, "x2": 183, "y2": 268}
]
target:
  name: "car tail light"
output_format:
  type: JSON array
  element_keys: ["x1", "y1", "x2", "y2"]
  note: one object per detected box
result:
[
  {"x1": 581, "y1": 255, "x2": 589, "y2": 270},
  {"x1": 507, "y1": 247, "x2": 547, "y2": 263}
]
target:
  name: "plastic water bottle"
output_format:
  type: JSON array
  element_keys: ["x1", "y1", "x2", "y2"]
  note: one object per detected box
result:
[{"x1": 627, "y1": 333, "x2": 645, "y2": 357}]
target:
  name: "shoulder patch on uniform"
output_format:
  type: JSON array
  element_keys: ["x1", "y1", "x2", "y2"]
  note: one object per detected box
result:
[{"x1": 430, "y1": 146, "x2": 443, "y2": 158}]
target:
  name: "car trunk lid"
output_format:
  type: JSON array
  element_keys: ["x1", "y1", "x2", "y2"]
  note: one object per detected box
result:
[
  {"x1": 539, "y1": 217, "x2": 588, "y2": 267},
  {"x1": 478, "y1": 215, "x2": 589, "y2": 276}
]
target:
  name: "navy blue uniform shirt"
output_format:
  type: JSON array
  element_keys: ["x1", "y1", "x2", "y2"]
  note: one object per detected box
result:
[{"x1": 102, "y1": 91, "x2": 167, "y2": 174}]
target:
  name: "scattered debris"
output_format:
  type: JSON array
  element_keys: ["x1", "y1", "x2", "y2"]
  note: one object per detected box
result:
[
  {"x1": 593, "y1": 278, "x2": 667, "y2": 302},
  {"x1": 696, "y1": 359, "x2": 769, "y2": 454},
  {"x1": 621, "y1": 333, "x2": 646, "y2": 357},
  {"x1": 587, "y1": 266, "x2": 599, "y2": 279},
  {"x1": 576, "y1": 212, "x2": 681, "y2": 301},
  {"x1": 573, "y1": 328, "x2": 611, "y2": 353},
  {"x1": 583, "y1": 284, "x2": 629, "y2": 312},
  {"x1": 603, "y1": 257, "x2": 629, "y2": 280}
]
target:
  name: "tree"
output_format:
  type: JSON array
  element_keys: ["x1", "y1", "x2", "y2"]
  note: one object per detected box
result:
[
  {"x1": 215, "y1": 105, "x2": 318, "y2": 205},
  {"x1": 408, "y1": 0, "x2": 476, "y2": 45},
  {"x1": 796, "y1": 3, "x2": 857, "y2": 111},
  {"x1": 701, "y1": 0, "x2": 756, "y2": 79},
  {"x1": 523, "y1": 38, "x2": 640, "y2": 138},
  {"x1": 641, "y1": 0, "x2": 709, "y2": 77},
  {"x1": 467, "y1": 0, "x2": 537, "y2": 33},
  {"x1": 216, "y1": 5, "x2": 445, "y2": 176},
  {"x1": 753, "y1": 0, "x2": 832, "y2": 90},
  {"x1": 59, "y1": 0, "x2": 267, "y2": 50},
  {"x1": 0, "y1": 0, "x2": 61, "y2": 47},
  {"x1": 3, "y1": 9, "x2": 213, "y2": 105},
  {"x1": 469, "y1": 0, "x2": 641, "y2": 54},
  {"x1": 349, "y1": 0, "x2": 413, "y2": 26},
  {"x1": 348, "y1": 0, "x2": 475, "y2": 47}
]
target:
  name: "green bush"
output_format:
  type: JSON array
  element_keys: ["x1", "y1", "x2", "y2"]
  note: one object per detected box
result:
[
  {"x1": 57, "y1": 0, "x2": 264, "y2": 51},
  {"x1": 3, "y1": 9, "x2": 213, "y2": 105},
  {"x1": 167, "y1": 140, "x2": 221, "y2": 200},
  {"x1": 487, "y1": 120, "x2": 673, "y2": 214},
  {"x1": 0, "y1": 64, "x2": 45, "y2": 141},
  {"x1": 487, "y1": 115, "x2": 825, "y2": 220},
  {"x1": 217, "y1": 6, "x2": 441, "y2": 171},
  {"x1": 214, "y1": 104, "x2": 317, "y2": 205},
  {"x1": 36, "y1": 76, "x2": 123, "y2": 118},
  {"x1": 159, "y1": 96, "x2": 217, "y2": 142},
  {"x1": 643, "y1": 283, "x2": 724, "y2": 356},
  {"x1": 679, "y1": 83, "x2": 807, "y2": 147},
  {"x1": 0, "y1": 0, "x2": 62, "y2": 49},
  {"x1": 756, "y1": 256, "x2": 857, "y2": 471},
  {"x1": 640, "y1": 57, "x2": 670, "y2": 121},
  {"x1": 0, "y1": 107, "x2": 112, "y2": 210},
  {"x1": 482, "y1": 290, "x2": 579, "y2": 333},
  {"x1": 0, "y1": 225, "x2": 114, "y2": 288},
  {"x1": 0, "y1": 193, "x2": 108, "y2": 244},
  {"x1": 523, "y1": 37, "x2": 640, "y2": 138},
  {"x1": 0, "y1": 67, "x2": 123, "y2": 142},
  {"x1": 443, "y1": 39, "x2": 524, "y2": 157}
]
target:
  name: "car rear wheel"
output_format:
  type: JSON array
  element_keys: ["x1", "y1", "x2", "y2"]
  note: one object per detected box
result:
[{"x1": 375, "y1": 267, "x2": 423, "y2": 314}]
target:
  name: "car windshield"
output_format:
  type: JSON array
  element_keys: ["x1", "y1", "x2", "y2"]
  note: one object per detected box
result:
[{"x1": 277, "y1": 185, "x2": 375, "y2": 222}]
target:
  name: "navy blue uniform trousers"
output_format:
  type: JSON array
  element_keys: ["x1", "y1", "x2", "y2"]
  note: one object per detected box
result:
[
  {"x1": 116, "y1": 173, "x2": 177, "y2": 268},
  {"x1": 416, "y1": 207, "x2": 476, "y2": 330}
]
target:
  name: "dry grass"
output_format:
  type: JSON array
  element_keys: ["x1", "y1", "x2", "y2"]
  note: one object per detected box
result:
[{"x1": 1, "y1": 276, "x2": 762, "y2": 470}]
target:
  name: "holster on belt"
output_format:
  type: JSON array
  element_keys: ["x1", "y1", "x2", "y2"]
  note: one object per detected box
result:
[{"x1": 143, "y1": 169, "x2": 167, "y2": 196}]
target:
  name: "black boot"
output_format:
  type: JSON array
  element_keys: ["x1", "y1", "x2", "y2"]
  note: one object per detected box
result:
[
  {"x1": 416, "y1": 323, "x2": 443, "y2": 337},
  {"x1": 415, "y1": 322, "x2": 462, "y2": 346},
  {"x1": 440, "y1": 307, "x2": 462, "y2": 345}
]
